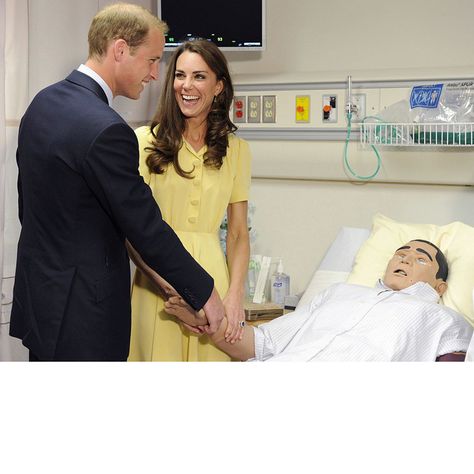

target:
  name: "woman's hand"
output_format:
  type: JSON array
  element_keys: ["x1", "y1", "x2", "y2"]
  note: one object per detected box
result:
[
  {"x1": 223, "y1": 293, "x2": 245, "y2": 344},
  {"x1": 222, "y1": 201, "x2": 249, "y2": 344}
]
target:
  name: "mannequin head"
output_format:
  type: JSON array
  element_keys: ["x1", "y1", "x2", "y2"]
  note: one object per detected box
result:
[{"x1": 383, "y1": 239, "x2": 448, "y2": 296}]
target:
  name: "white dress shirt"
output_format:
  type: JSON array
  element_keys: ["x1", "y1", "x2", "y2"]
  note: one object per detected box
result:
[
  {"x1": 253, "y1": 281, "x2": 473, "y2": 361},
  {"x1": 77, "y1": 64, "x2": 113, "y2": 106}
]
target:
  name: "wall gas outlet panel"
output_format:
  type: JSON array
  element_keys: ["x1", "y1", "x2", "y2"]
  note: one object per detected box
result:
[
  {"x1": 347, "y1": 93, "x2": 366, "y2": 122},
  {"x1": 295, "y1": 95, "x2": 310, "y2": 123},
  {"x1": 322, "y1": 94, "x2": 337, "y2": 123},
  {"x1": 233, "y1": 96, "x2": 246, "y2": 123}
]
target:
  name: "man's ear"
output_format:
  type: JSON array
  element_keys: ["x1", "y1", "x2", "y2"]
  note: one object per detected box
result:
[
  {"x1": 435, "y1": 280, "x2": 448, "y2": 297},
  {"x1": 113, "y1": 39, "x2": 128, "y2": 61}
]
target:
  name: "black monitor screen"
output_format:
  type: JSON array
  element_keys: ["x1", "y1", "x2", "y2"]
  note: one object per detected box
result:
[{"x1": 157, "y1": 0, "x2": 265, "y2": 50}]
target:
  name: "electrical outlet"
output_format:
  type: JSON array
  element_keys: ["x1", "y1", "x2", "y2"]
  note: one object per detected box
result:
[
  {"x1": 348, "y1": 93, "x2": 366, "y2": 122},
  {"x1": 262, "y1": 95, "x2": 276, "y2": 123},
  {"x1": 233, "y1": 96, "x2": 246, "y2": 123},
  {"x1": 247, "y1": 96, "x2": 261, "y2": 123}
]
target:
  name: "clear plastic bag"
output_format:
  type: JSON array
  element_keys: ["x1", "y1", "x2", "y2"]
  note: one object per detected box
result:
[
  {"x1": 410, "y1": 81, "x2": 474, "y2": 124},
  {"x1": 367, "y1": 81, "x2": 474, "y2": 145}
]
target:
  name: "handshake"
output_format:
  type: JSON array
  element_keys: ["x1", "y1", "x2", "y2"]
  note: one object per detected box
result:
[
  {"x1": 165, "y1": 294, "x2": 246, "y2": 345},
  {"x1": 127, "y1": 241, "x2": 244, "y2": 342},
  {"x1": 164, "y1": 293, "x2": 255, "y2": 361}
]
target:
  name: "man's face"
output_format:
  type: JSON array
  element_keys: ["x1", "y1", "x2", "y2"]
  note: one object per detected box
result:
[
  {"x1": 116, "y1": 27, "x2": 165, "y2": 99},
  {"x1": 383, "y1": 240, "x2": 447, "y2": 296}
]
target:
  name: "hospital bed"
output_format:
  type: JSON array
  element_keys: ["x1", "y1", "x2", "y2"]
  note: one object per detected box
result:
[{"x1": 295, "y1": 215, "x2": 474, "y2": 362}]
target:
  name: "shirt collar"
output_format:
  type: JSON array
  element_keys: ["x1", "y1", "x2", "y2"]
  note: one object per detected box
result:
[
  {"x1": 77, "y1": 64, "x2": 113, "y2": 106},
  {"x1": 182, "y1": 137, "x2": 206, "y2": 158},
  {"x1": 376, "y1": 279, "x2": 440, "y2": 303}
]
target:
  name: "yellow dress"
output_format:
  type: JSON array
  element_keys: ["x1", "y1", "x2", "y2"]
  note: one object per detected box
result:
[{"x1": 128, "y1": 126, "x2": 252, "y2": 361}]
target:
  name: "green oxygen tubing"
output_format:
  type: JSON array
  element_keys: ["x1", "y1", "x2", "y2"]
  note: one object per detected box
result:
[{"x1": 343, "y1": 76, "x2": 382, "y2": 180}]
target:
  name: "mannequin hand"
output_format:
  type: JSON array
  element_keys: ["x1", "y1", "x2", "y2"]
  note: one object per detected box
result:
[{"x1": 165, "y1": 296, "x2": 208, "y2": 328}]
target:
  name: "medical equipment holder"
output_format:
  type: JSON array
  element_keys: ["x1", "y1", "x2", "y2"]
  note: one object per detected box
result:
[{"x1": 361, "y1": 122, "x2": 474, "y2": 147}]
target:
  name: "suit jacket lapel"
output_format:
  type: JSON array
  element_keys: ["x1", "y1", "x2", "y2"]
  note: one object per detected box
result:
[{"x1": 65, "y1": 70, "x2": 109, "y2": 104}]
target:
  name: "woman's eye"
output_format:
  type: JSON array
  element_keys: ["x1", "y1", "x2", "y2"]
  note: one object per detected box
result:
[{"x1": 416, "y1": 258, "x2": 427, "y2": 265}]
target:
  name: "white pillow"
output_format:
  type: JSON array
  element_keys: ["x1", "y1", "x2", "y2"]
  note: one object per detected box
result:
[
  {"x1": 318, "y1": 227, "x2": 371, "y2": 272},
  {"x1": 297, "y1": 227, "x2": 370, "y2": 308},
  {"x1": 347, "y1": 213, "x2": 474, "y2": 326}
]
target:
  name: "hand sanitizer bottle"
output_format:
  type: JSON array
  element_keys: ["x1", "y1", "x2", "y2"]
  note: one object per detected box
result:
[{"x1": 270, "y1": 258, "x2": 290, "y2": 306}]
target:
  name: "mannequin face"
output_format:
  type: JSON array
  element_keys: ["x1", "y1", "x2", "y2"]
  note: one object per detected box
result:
[{"x1": 383, "y1": 240, "x2": 447, "y2": 296}]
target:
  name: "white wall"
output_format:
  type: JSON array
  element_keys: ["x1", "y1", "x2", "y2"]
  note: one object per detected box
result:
[
  {"x1": 227, "y1": 0, "x2": 474, "y2": 76},
  {"x1": 16, "y1": 0, "x2": 474, "y2": 297}
]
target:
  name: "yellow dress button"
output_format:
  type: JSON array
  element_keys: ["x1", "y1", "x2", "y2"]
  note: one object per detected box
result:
[
  {"x1": 191, "y1": 199, "x2": 199, "y2": 206},
  {"x1": 188, "y1": 217, "x2": 196, "y2": 224},
  {"x1": 193, "y1": 180, "x2": 200, "y2": 187}
]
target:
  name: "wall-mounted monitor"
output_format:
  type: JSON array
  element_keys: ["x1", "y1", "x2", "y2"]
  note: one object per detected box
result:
[{"x1": 157, "y1": 0, "x2": 265, "y2": 51}]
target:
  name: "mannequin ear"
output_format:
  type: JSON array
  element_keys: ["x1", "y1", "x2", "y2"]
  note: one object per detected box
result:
[
  {"x1": 435, "y1": 280, "x2": 448, "y2": 297},
  {"x1": 113, "y1": 39, "x2": 128, "y2": 61}
]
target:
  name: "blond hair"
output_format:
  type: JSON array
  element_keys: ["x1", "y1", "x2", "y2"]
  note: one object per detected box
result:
[{"x1": 88, "y1": 2, "x2": 168, "y2": 59}]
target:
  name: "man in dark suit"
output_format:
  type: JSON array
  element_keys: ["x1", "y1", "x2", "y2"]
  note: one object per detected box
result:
[{"x1": 10, "y1": 3, "x2": 224, "y2": 361}]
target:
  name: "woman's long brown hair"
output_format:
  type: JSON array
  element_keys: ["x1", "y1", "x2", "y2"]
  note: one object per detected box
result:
[{"x1": 146, "y1": 39, "x2": 237, "y2": 178}]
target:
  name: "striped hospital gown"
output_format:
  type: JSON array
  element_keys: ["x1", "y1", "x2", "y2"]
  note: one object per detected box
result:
[{"x1": 253, "y1": 281, "x2": 472, "y2": 361}]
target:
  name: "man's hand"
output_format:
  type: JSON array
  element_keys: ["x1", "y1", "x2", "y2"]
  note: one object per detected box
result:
[{"x1": 201, "y1": 287, "x2": 225, "y2": 334}]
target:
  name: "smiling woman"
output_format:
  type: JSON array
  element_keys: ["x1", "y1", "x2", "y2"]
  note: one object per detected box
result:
[
  {"x1": 173, "y1": 50, "x2": 224, "y2": 149},
  {"x1": 128, "y1": 39, "x2": 253, "y2": 362}
]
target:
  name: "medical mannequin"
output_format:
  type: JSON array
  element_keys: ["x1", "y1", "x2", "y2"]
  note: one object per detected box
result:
[{"x1": 165, "y1": 240, "x2": 472, "y2": 361}]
